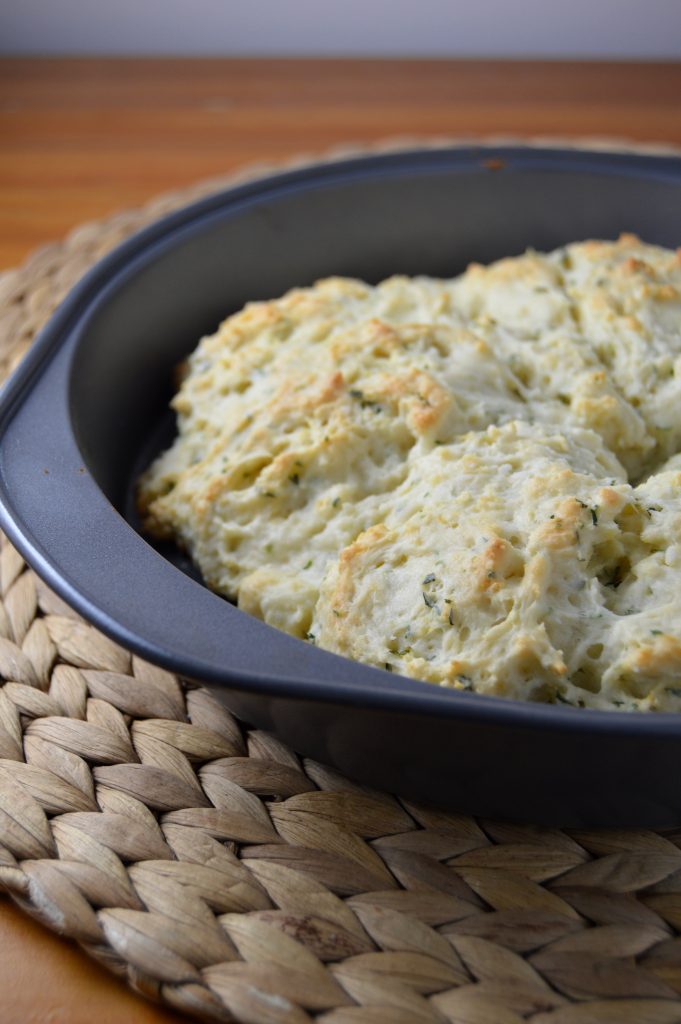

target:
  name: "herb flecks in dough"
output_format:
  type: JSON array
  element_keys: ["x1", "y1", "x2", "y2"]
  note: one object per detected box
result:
[{"x1": 139, "y1": 236, "x2": 681, "y2": 711}]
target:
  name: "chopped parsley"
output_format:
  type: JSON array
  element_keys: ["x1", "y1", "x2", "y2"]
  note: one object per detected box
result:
[
  {"x1": 603, "y1": 565, "x2": 623, "y2": 589},
  {"x1": 349, "y1": 387, "x2": 381, "y2": 411}
]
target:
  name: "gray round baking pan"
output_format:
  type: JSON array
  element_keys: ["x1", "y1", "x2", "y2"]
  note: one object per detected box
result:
[{"x1": 1, "y1": 144, "x2": 681, "y2": 827}]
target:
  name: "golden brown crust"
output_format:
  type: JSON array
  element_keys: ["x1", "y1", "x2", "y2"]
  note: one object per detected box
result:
[{"x1": 139, "y1": 237, "x2": 681, "y2": 711}]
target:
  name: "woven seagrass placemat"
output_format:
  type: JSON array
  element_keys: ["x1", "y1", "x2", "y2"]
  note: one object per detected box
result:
[{"x1": 2, "y1": 140, "x2": 681, "y2": 1024}]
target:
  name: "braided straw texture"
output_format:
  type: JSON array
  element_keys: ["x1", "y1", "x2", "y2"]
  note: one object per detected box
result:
[{"x1": 2, "y1": 140, "x2": 681, "y2": 1024}]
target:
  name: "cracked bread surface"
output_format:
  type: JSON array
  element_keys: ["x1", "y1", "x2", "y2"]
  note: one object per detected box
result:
[{"x1": 139, "y1": 234, "x2": 681, "y2": 710}]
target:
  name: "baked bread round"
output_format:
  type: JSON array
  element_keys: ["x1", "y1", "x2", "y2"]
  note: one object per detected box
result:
[{"x1": 139, "y1": 235, "x2": 681, "y2": 710}]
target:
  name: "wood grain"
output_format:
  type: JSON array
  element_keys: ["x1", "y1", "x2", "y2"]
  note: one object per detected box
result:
[
  {"x1": 1, "y1": 58, "x2": 681, "y2": 270},
  {"x1": 1, "y1": 56, "x2": 681, "y2": 1024},
  {"x1": 0, "y1": 898, "x2": 188, "y2": 1024}
]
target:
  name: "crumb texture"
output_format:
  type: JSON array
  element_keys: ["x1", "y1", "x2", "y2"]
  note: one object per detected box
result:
[{"x1": 139, "y1": 235, "x2": 681, "y2": 710}]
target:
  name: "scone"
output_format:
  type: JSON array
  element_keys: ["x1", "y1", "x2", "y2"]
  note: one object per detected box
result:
[{"x1": 139, "y1": 234, "x2": 681, "y2": 710}]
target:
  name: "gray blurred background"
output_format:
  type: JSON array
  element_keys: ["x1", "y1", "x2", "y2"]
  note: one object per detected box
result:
[{"x1": 2, "y1": 0, "x2": 680, "y2": 58}]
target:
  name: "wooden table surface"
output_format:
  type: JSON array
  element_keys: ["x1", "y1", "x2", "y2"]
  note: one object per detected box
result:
[
  {"x1": 3, "y1": 58, "x2": 681, "y2": 272},
  {"x1": 1, "y1": 56, "x2": 680, "y2": 1023}
]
